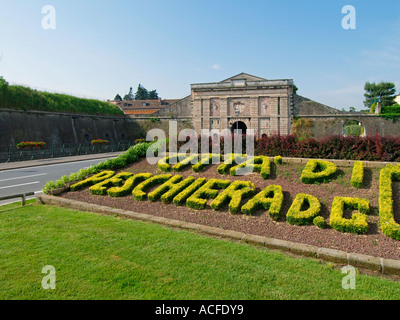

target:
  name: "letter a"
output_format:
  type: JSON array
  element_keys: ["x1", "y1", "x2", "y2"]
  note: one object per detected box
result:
[
  {"x1": 42, "y1": 5, "x2": 56, "y2": 30},
  {"x1": 342, "y1": 5, "x2": 356, "y2": 30},
  {"x1": 42, "y1": 265, "x2": 56, "y2": 289}
]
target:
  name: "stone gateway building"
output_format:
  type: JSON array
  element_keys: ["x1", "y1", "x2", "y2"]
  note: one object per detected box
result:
[
  {"x1": 190, "y1": 73, "x2": 294, "y2": 136},
  {"x1": 117, "y1": 72, "x2": 400, "y2": 138}
]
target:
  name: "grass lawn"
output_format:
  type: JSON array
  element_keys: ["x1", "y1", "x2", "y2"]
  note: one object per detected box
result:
[{"x1": 1, "y1": 200, "x2": 400, "y2": 300}]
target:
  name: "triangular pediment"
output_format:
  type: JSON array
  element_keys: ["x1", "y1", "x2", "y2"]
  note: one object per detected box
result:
[{"x1": 219, "y1": 73, "x2": 268, "y2": 83}]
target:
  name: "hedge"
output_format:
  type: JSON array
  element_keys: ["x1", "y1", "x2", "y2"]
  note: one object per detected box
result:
[
  {"x1": 89, "y1": 172, "x2": 134, "y2": 196},
  {"x1": 329, "y1": 196, "x2": 370, "y2": 234},
  {"x1": 210, "y1": 180, "x2": 256, "y2": 214},
  {"x1": 217, "y1": 154, "x2": 247, "y2": 175},
  {"x1": 160, "y1": 176, "x2": 197, "y2": 204},
  {"x1": 350, "y1": 161, "x2": 364, "y2": 189},
  {"x1": 241, "y1": 185, "x2": 284, "y2": 221},
  {"x1": 173, "y1": 178, "x2": 207, "y2": 206},
  {"x1": 286, "y1": 193, "x2": 321, "y2": 225},
  {"x1": 186, "y1": 179, "x2": 231, "y2": 210},
  {"x1": 379, "y1": 165, "x2": 400, "y2": 240},
  {"x1": 192, "y1": 153, "x2": 222, "y2": 172},
  {"x1": 229, "y1": 156, "x2": 271, "y2": 179},
  {"x1": 300, "y1": 160, "x2": 338, "y2": 184},
  {"x1": 172, "y1": 154, "x2": 200, "y2": 172},
  {"x1": 70, "y1": 171, "x2": 115, "y2": 191},
  {"x1": 157, "y1": 154, "x2": 190, "y2": 172},
  {"x1": 107, "y1": 173, "x2": 153, "y2": 197},
  {"x1": 132, "y1": 174, "x2": 173, "y2": 201},
  {"x1": 43, "y1": 141, "x2": 159, "y2": 194}
]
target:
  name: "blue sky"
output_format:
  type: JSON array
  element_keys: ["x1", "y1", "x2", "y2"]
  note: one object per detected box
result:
[{"x1": 0, "y1": 0, "x2": 400, "y2": 110}]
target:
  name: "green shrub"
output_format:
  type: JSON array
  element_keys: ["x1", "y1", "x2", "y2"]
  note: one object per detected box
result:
[
  {"x1": 172, "y1": 154, "x2": 199, "y2": 172},
  {"x1": 89, "y1": 172, "x2": 134, "y2": 196},
  {"x1": 70, "y1": 171, "x2": 115, "y2": 191},
  {"x1": 43, "y1": 142, "x2": 154, "y2": 194},
  {"x1": 172, "y1": 178, "x2": 207, "y2": 206},
  {"x1": 210, "y1": 180, "x2": 256, "y2": 214},
  {"x1": 107, "y1": 173, "x2": 152, "y2": 197},
  {"x1": 192, "y1": 154, "x2": 222, "y2": 172},
  {"x1": 274, "y1": 156, "x2": 283, "y2": 165},
  {"x1": 160, "y1": 176, "x2": 197, "y2": 204},
  {"x1": 313, "y1": 216, "x2": 327, "y2": 229},
  {"x1": 379, "y1": 165, "x2": 400, "y2": 240},
  {"x1": 300, "y1": 160, "x2": 337, "y2": 184},
  {"x1": 241, "y1": 185, "x2": 284, "y2": 220},
  {"x1": 157, "y1": 154, "x2": 188, "y2": 172},
  {"x1": 217, "y1": 154, "x2": 247, "y2": 175},
  {"x1": 351, "y1": 161, "x2": 364, "y2": 189},
  {"x1": 286, "y1": 193, "x2": 321, "y2": 225},
  {"x1": 133, "y1": 174, "x2": 173, "y2": 201},
  {"x1": 329, "y1": 197, "x2": 370, "y2": 234},
  {"x1": 0, "y1": 84, "x2": 124, "y2": 116},
  {"x1": 229, "y1": 156, "x2": 271, "y2": 179},
  {"x1": 186, "y1": 179, "x2": 231, "y2": 210}
]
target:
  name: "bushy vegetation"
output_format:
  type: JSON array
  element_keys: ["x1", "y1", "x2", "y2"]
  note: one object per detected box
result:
[
  {"x1": 0, "y1": 81, "x2": 124, "y2": 116},
  {"x1": 254, "y1": 134, "x2": 400, "y2": 162}
]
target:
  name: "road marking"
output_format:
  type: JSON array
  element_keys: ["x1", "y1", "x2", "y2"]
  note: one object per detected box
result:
[
  {"x1": 0, "y1": 157, "x2": 117, "y2": 173},
  {"x1": 0, "y1": 173, "x2": 47, "y2": 182},
  {"x1": 0, "y1": 181, "x2": 40, "y2": 190}
]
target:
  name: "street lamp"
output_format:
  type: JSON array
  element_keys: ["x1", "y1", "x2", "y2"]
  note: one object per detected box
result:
[{"x1": 341, "y1": 120, "x2": 345, "y2": 136}]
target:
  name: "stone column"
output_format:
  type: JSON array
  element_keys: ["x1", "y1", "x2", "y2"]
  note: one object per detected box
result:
[
  {"x1": 219, "y1": 98, "x2": 229, "y2": 130},
  {"x1": 192, "y1": 98, "x2": 202, "y2": 133}
]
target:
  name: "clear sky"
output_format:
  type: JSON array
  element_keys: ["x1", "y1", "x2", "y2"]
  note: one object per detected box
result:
[{"x1": 0, "y1": 0, "x2": 399, "y2": 110}]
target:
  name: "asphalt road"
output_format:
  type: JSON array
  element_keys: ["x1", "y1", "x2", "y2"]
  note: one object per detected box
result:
[{"x1": 0, "y1": 157, "x2": 115, "y2": 206}]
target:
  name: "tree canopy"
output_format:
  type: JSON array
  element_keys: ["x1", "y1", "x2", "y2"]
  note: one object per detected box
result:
[
  {"x1": 364, "y1": 81, "x2": 396, "y2": 108},
  {"x1": 116, "y1": 84, "x2": 159, "y2": 101}
]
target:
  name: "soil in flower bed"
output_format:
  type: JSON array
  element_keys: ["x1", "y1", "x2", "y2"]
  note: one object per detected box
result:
[{"x1": 59, "y1": 158, "x2": 400, "y2": 261}]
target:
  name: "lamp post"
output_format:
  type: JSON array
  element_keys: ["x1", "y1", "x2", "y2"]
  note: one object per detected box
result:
[{"x1": 341, "y1": 120, "x2": 345, "y2": 136}]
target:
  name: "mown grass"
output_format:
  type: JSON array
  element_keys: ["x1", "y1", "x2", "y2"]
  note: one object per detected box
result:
[{"x1": 1, "y1": 201, "x2": 400, "y2": 300}]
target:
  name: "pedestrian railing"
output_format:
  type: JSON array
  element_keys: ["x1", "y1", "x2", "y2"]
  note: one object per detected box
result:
[
  {"x1": 0, "y1": 192, "x2": 35, "y2": 206},
  {"x1": 0, "y1": 142, "x2": 133, "y2": 163}
]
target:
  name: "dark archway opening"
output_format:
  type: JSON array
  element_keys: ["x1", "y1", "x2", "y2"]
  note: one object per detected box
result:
[{"x1": 231, "y1": 121, "x2": 247, "y2": 135}]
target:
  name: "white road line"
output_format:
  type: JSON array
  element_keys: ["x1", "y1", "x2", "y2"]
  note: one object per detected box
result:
[
  {"x1": 0, "y1": 173, "x2": 47, "y2": 182},
  {"x1": 0, "y1": 181, "x2": 40, "y2": 190},
  {"x1": 0, "y1": 157, "x2": 117, "y2": 173}
]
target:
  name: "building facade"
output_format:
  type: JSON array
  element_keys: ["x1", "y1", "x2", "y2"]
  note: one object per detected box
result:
[{"x1": 190, "y1": 73, "x2": 295, "y2": 136}]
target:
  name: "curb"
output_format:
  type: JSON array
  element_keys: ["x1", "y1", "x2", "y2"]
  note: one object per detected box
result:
[
  {"x1": 0, "y1": 152, "x2": 123, "y2": 171},
  {"x1": 36, "y1": 194, "x2": 400, "y2": 276}
]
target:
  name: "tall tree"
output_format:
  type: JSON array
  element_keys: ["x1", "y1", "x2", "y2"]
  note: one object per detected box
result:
[
  {"x1": 114, "y1": 94, "x2": 122, "y2": 101},
  {"x1": 135, "y1": 84, "x2": 149, "y2": 100},
  {"x1": 0, "y1": 76, "x2": 8, "y2": 89},
  {"x1": 364, "y1": 81, "x2": 396, "y2": 108},
  {"x1": 148, "y1": 89, "x2": 159, "y2": 100},
  {"x1": 123, "y1": 87, "x2": 135, "y2": 101}
]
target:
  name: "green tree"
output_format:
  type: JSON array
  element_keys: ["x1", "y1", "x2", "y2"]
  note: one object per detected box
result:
[
  {"x1": 123, "y1": 87, "x2": 135, "y2": 101},
  {"x1": 0, "y1": 76, "x2": 8, "y2": 89},
  {"x1": 148, "y1": 89, "x2": 159, "y2": 100},
  {"x1": 114, "y1": 94, "x2": 122, "y2": 101},
  {"x1": 135, "y1": 84, "x2": 149, "y2": 100},
  {"x1": 364, "y1": 81, "x2": 396, "y2": 108}
]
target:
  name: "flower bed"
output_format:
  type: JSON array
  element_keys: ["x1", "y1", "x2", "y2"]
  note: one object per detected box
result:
[
  {"x1": 47, "y1": 143, "x2": 400, "y2": 260},
  {"x1": 91, "y1": 139, "x2": 109, "y2": 146},
  {"x1": 16, "y1": 141, "x2": 46, "y2": 149}
]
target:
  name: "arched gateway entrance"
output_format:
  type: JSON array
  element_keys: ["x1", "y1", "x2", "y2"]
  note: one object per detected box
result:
[{"x1": 231, "y1": 121, "x2": 247, "y2": 135}]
